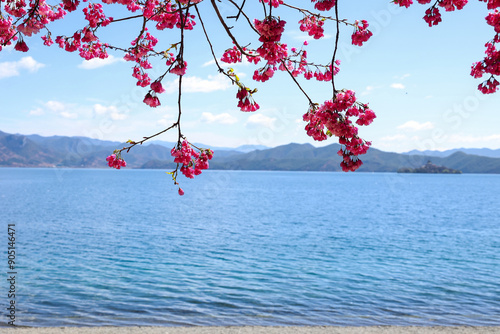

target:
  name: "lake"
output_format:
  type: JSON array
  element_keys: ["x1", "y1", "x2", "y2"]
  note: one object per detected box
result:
[{"x1": 1, "y1": 168, "x2": 499, "y2": 327}]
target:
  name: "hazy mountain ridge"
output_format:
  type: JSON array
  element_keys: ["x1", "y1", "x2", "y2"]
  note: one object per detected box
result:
[
  {"x1": 1, "y1": 130, "x2": 500, "y2": 173},
  {"x1": 403, "y1": 148, "x2": 500, "y2": 158}
]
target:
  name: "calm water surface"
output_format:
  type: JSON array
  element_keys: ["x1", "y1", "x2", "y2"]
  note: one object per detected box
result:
[{"x1": 0, "y1": 168, "x2": 499, "y2": 327}]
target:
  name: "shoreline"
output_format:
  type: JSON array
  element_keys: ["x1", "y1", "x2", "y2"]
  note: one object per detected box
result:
[{"x1": 2, "y1": 326, "x2": 500, "y2": 334}]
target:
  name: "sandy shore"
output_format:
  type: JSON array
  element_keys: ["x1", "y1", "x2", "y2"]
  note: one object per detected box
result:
[{"x1": 1, "y1": 327, "x2": 500, "y2": 334}]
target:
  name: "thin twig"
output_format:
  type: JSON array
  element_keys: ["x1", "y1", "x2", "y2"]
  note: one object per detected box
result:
[
  {"x1": 118, "y1": 123, "x2": 178, "y2": 153},
  {"x1": 226, "y1": 0, "x2": 259, "y2": 34},
  {"x1": 210, "y1": 0, "x2": 255, "y2": 57},
  {"x1": 281, "y1": 2, "x2": 354, "y2": 27},
  {"x1": 280, "y1": 60, "x2": 315, "y2": 107},
  {"x1": 331, "y1": 1, "x2": 340, "y2": 98},
  {"x1": 195, "y1": 4, "x2": 241, "y2": 86}
]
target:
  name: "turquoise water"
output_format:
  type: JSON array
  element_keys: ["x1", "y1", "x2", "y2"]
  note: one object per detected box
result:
[{"x1": 1, "y1": 168, "x2": 499, "y2": 327}]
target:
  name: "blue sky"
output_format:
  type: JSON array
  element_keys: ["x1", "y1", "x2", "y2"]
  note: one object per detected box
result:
[{"x1": 1, "y1": 0, "x2": 499, "y2": 152}]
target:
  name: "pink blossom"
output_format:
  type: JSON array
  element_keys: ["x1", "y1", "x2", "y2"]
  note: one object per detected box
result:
[
  {"x1": 14, "y1": 40, "x2": 29, "y2": 52},
  {"x1": 106, "y1": 154, "x2": 127, "y2": 169},
  {"x1": 303, "y1": 90, "x2": 374, "y2": 171},
  {"x1": 143, "y1": 92, "x2": 160, "y2": 107},
  {"x1": 171, "y1": 141, "x2": 213, "y2": 179},
  {"x1": 478, "y1": 76, "x2": 499, "y2": 93},
  {"x1": 393, "y1": 0, "x2": 413, "y2": 8},
  {"x1": 236, "y1": 87, "x2": 260, "y2": 112},
  {"x1": 83, "y1": 3, "x2": 113, "y2": 28},
  {"x1": 438, "y1": 0, "x2": 468, "y2": 12},
  {"x1": 62, "y1": 0, "x2": 79, "y2": 12},
  {"x1": 253, "y1": 65, "x2": 276, "y2": 82},
  {"x1": 221, "y1": 46, "x2": 242, "y2": 64},
  {"x1": 311, "y1": 0, "x2": 336, "y2": 11},
  {"x1": 479, "y1": 0, "x2": 500, "y2": 10},
  {"x1": 170, "y1": 60, "x2": 187, "y2": 75},
  {"x1": 351, "y1": 20, "x2": 373, "y2": 46},
  {"x1": 486, "y1": 9, "x2": 500, "y2": 33},
  {"x1": 254, "y1": 17, "x2": 286, "y2": 43},
  {"x1": 151, "y1": 81, "x2": 165, "y2": 93},
  {"x1": 260, "y1": 0, "x2": 283, "y2": 8},
  {"x1": 41, "y1": 35, "x2": 54, "y2": 46},
  {"x1": 299, "y1": 15, "x2": 325, "y2": 39},
  {"x1": 423, "y1": 7, "x2": 442, "y2": 27},
  {"x1": 178, "y1": 188, "x2": 185, "y2": 196}
]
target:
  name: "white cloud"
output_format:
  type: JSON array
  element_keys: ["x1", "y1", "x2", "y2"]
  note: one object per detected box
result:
[
  {"x1": 202, "y1": 59, "x2": 215, "y2": 67},
  {"x1": 60, "y1": 111, "x2": 78, "y2": 119},
  {"x1": 78, "y1": 55, "x2": 123, "y2": 70},
  {"x1": 380, "y1": 134, "x2": 408, "y2": 142},
  {"x1": 200, "y1": 112, "x2": 238, "y2": 125},
  {"x1": 93, "y1": 103, "x2": 127, "y2": 120},
  {"x1": 397, "y1": 121, "x2": 434, "y2": 131},
  {"x1": 361, "y1": 85, "x2": 378, "y2": 96},
  {"x1": 45, "y1": 100, "x2": 66, "y2": 112},
  {"x1": 157, "y1": 118, "x2": 175, "y2": 127},
  {"x1": 448, "y1": 134, "x2": 500, "y2": 145},
  {"x1": 164, "y1": 74, "x2": 231, "y2": 93},
  {"x1": 29, "y1": 107, "x2": 45, "y2": 116},
  {"x1": 245, "y1": 114, "x2": 276, "y2": 129},
  {"x1": 394, "y1": 73, "x2": 410, "y2": 80},
  {"x1": 0, "y1": 56, "x2": 45, "y2": 79},
  {"x1": 390, "y1": 83, "x2": 405, "y2": 90}
]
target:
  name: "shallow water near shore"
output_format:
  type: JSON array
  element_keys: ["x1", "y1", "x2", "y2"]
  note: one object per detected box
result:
[{"x1": 1, "y1": 168, "x2": 499, "y2": 327}]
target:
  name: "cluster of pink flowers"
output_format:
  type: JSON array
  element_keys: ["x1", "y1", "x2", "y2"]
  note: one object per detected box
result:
[
  {"x1": 302, "y1": 90, "x2": 375, "y2": 171},
  {"x1": 299, "y1": 15, "x2": 325, "y2": 40},
  {"x1": 106, "y1": 154, "x2": 127, "y2": 169},
  {"x1": 254, "y1": 17, "x2": 288, "y2": 63},
  {"x1": 221, "y1": 46, "x2": 242, "y2": 64},
  {"x1": 423, "y1": 7, "x2": 442, "y2": 26},
  {"x1": 170, "y1": 60, "x2": 187, "y2": 76},
  {"x1": 0, "y1": 17, "x2": 17, "y2": 51},
  {"x1": 480, "y1": 0, "x2": 500, "y2": 9},
  {"x1": 486, "y1": 9, "x2": 500, "y2": 37},
  {"x1": 250, "y1": 17, "x2": 289, "y2": 84},
  {"x1": 478, "y1": 76, "x2": 499, "y2": 93},
  {"x1": 142, "y1": 79, "x2": 165, "y2": 107},
  {"x1": 143, "y1": 92, "x2": 160, "y2": 107},
  {"x1": 236, "y1": 87, "x2": 260, "y2": 112},
  {"x1": 351, "y1": 20, "x2": 373, "y2": 46},
  {"x1": 14, "y1": 40, "x2": 29, "y2": 52},
  {"x1": 3, "y1": 0, "x2": 27, "y2": 16},
  {"x1": 260, "y1": 0, "x2": 283, "y2": 8},
  {"x1": 79, "y1": 41, "x2": 109, "y2": 60},
  {"x1": 55, "y1": 32, "x2": 82, "y2": 52},
  {"x1": 471, "y1": 10, "x2": 500, "y2": 93},
  {"x1": 254, "y1": 17, "x2": 286, "y2": 43},
  {"x1": 124, "y1": 31, "x2": 158, "y2": 89},
  {"x1": 311, "y1": 0, "x2": 336, "y2": 11},
  {"x1": 394, "y1": 0, "x2": 432, "y2": 8},
  {"x1": 471, "y1": 42, "x2": 500, "y2": 78},
  {"x1": 253, "y1": 65, "x2": 276, "y2": 82},
  {"x1": 83, "y1": 3, "x2": 113, "y2": 28},
  {"x1": 394, "y1": 0, "x2": 500, "y2": 94},
  {"x1": 149, "y1": 2, "x2": 178, "y2": 30},
  {"x1": 4, "y1": 0, "x2": 67, "y2": 52},
  {"x1": 310, "y1": 60, "x2": 340, "y2": 81},
  {"x1": 171, "y1": 140, "x2": 214, "y2": 179},
  {"x1": 439, "y1": 0, "x2": 468, "y2": 11}
]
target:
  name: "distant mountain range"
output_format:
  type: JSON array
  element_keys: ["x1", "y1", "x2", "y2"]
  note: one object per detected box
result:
[
  {"x1": 2, "y1": 130, "x2": 500, "y2": 173},
  {"x1": 403, "y1": 148, "x2": 500, "y2": 158}
]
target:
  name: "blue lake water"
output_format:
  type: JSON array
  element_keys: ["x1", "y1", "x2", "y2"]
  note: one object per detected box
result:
[{"x1": 1, "y1": 168, "x2": 499, "y2": 327}]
